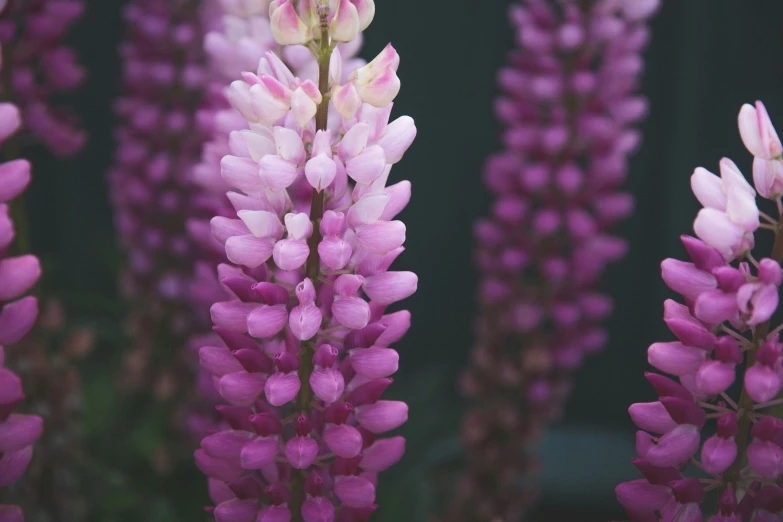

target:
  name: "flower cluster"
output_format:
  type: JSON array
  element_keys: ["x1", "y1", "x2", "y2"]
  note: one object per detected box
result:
[
  {"x1": 0, "y1": 0, "x2": 85, "y2": 156},
  {"x1": 194, "y1": 1, "x2": 418, "y2": 519},
  {"x1": 186, "y1": 0, "x2": 365, "y2": 441},
  {"x1": 109, "y1": 0, "x2": 210, "y2": 397},
  {"x1": 450, "y1": 0, "x2": 658, "y2": 519},
  {"x1": 0, "y1": 92, "x2": 43, "y2": 520},
  {"x1": 616, "y1": 102, "x2": 783, "y2": 521}
]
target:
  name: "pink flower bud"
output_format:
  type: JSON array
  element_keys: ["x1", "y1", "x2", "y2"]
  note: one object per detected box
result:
[
  {"x1": 349, "y1": 347, "x2": 399, "y2": 379},
  {"x1": 219, "y1": 371, "x2": 266, "y2": 406},
  {"x1": 350, "y1": 0, "x2": 375, "y2": 30},
  {"x1": 329, "y1": 0, "x2": 360, "y2": 42},
  {"x1": 753, "y1": 157, "x2": 783, "y2": 199},
  {"x1": 238, "y1": 211, "x2": 285, "y2": 239},
  {"x1": 247, "y1": 304, "x2": 289, "y2": 338},
  {"x1": 362, "y1": 272, "x2": 418, "y2": 305},
  {"x1": 240, "y1": 436, "x2": 280, "y2": 469},
  {"x1": 265, "y1": 371, "x2": 301, "y2": 406},
  {"x1": 310, "y1": 368, "x2": 345, "y2": 403},
  {"x1": 286, "y1": 435, "x2": 318, "y2": 469},
  {"x1": 195, "y1": 449, "x2": 243, "y2": 483},
  {"x1": 745, "y1": 364, "x2": 783, "y2": 403},
  {"x1": 737, "y1": 282, "x2": 779, "y2": 326},
  {"x1": 628, "y1": 401, "x2": 676, "y2": 434},
  {"x1": 332, "y1": 81, "x2": 362, "y2": 120},
  {"x1": 210, "y1": 301, "x2": 257, "y2": 333},
  {"x1": 334, "y1": 475, "x2": 376, "y2": 508},
  {"x1": 700, "y1": 434, "x2": 737, "y2": 475},
  {"x1": 355, "y1": 221, "x2": 405, "y2": 254},
  {"x1": 739, "y1": 101, "x2": 782, "y2": 159},
  {"x1": 221, "y1": 155, "x2": 265, "y2": 193},
  {"x1": 355, "y1": 400, "x2": 407, "y2": 433},
  {"x1": 660, "y1": 259, "x2": 716, "y2": 300},
  {"x1": 213, "y1": 498, "x2": 257, "y2": 522},
  {"x1": 748, "y1": 439, "x2": 783, "y2": 479},
  {"x1": 305, "y1": 154, "x2": 338, "y2": 192},
  {"x1": 318, "y1": 237, "x2": 353, "y2": 270},
  {"x1": 324, "y1": 423, "x2": 363, "y2": 458},
  {"x1": 226, "y1": 235, "x2": 276, "y2": 267},
  {"x1": 260, "y1": 155, "x2": 299, "y2": 190},
  {"x1": 257, "y1": 505, "x2": 292, "y2": 522},
  {"x1": 616, "y1": 480, "x2": 672, "y2": 513},
  {"x1": 647, "y1": 342, "x2": 707, "y2": 376},
  {"x1": 270, "y1": 0, "x2": 313, "y2": 45},
  {"x1": 345, "y1": 145, "x2": 386, "y2": 184},
  {"x1": 302, "y1": 496, "x2": 335, "y2": 522},
  {"x1": 645, "y1": 424, "x2": 701, "y2": 467},
  {"x1": 0, "y1": 160, "x2": 30, "y2": 202},
  {"x1": 695, "y1": 360, "x2": 735, "y2": 395},
  {"x1": 291, "y1": 86, "x2": 318, "y2": 127},
  {"x1": 332, "y1": 296, "x2": 371, "y2": 330},
  {"x1": 273, "y1": 239, "x2": 310, "y2": 271},
  {"x1": 289, "y1": 303, "x2": 322, "y2": 340},
  {"x1": 201, "y1": 430, "x2": 255, "y2": 463},
  {"x1": 360, "y1": 436, "x2": 405, "y2": 472}
]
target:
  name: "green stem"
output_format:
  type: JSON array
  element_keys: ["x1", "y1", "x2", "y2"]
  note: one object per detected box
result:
[
  {"x1": 724, "y1": 213, "x2": 783, "y2": 487},
  {"x1": 291, "y1": 12, "x2": 334, "y2": 520}
]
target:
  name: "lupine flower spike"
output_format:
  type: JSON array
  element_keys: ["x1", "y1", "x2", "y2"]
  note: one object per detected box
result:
[
  {"x1": 0, "y1": 55, "x2": 43, "y2": 521},
  {"x1": 195, "y1": 0, "x2": 417, "y2": 520},
  {"x1": 0, "y1": 0, "x2": 86, "y2": 155},
  {"x1": 108, "y1": 0, "x2": 210, "y2": 452},
  {"x1": 450, "y1": 0, "x2": 658, "y2": 520},
  {"x1": 617, "y1": 102, "x2": 783, "y2": 521},
  {"x1": 187, "y1": 0, "x2": 365, "y2": 440}
]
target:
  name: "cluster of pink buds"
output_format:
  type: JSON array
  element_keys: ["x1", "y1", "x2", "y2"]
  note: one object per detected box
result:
[
  {"x1": 616, "y1": 102, "x2": 783, "y2": 521},
  {"x1": 0, "y1": 0, "x2": 85, "y2": 156},
  {"x1": 0, "y1": 84, "x2": 43, "y2": 520},
  {"x1": 449, "y1": 0, "x2": 658, "y2": 519},
  {"x1": 109, "y1": 0, "x2": 211, "y2": 397},
  {"x1": 187, "y1": 0, "x2": 366, "y2": 441},
  {"x1": 194, "y1": 0, "x2": 419, "y2": 519}
]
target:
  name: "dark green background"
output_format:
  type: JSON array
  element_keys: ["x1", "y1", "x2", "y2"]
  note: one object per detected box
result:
[{"x1": 19, "y1": 0, "x2": 783, "y2": 520}]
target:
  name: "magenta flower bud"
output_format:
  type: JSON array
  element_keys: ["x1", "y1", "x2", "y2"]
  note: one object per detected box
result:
[
  {"x1": 302, "y1": 496, "x2": 335, "y2": 522},
  {"x1": 219, "y1": 372, "x2": 267, "y2": 407},
  {"x1": 693, "y1": 289, "x2": 739, "y2": 324},
  {"x1": 211, "y1": 301, "x2": 256, "y2": 333},
  {"x1": 747, "y1": 439, "x2": 783, "y2": 480},
  {"x1": 660, "y1": 397, "x2": 705, "y2": 427},
  {"x1": 360, "y1": 436, "x2": 405, "y2": 472},
  {"x1": 240, "y1": 436, "x2": 280, "y2": 470},
  {"x1": 362, "y1": 272, "x2": 417, "y2": 305},
  {"x1": 376, "y1": 311, "x2": 410, "y2": 346},
  {"x1": 701, "y1": 433, "x2": 737, "y2": 475},
  {"x1": 661, "y1": 259, "x2": 717, "y2": 299},
  {"x1": 737, "y1": 282, "x2": 779, "y2": 325},
  {"x1": 334, "y1": 475, "x2": 375, "y2": 508},
  {"x1": 628, "y1": 402, "x2": 676, "y2": 433},
  {"x1": 248, "y1": 304, "x2": 289, "y2": 338},
  {"x1": 695, "y1": 360, "x2": 736, "y2": 395},
  {"x1": 0, "y1": 414, "x2": 43, "y2": 454},
  {"x1": 645, "y1": 424, "x2": 701, "y2": 467},
  {"x1": 759, "y1": 258, "x2": 783, "y2": 285},
  {"x1": 647, "y1": 342, "x2": 706, "y2": 376},
  {"x1": 265, "y1": 371, "x2": 301, "y2": 406},
  {"x1": 0, "y1": 296, "x2": 38, "y2": 346},
  {"x1": 332, "y1": 296, "x2": 371, "y2": 330},
  {"x1": 201, "y1": 430, "x2": 255, "y2": 462},
  {"x1": 319, "y1": 237, "x2": 353, "y2": 270},
  {"x1": 213, "y1": 498, "x2": 258, "y2": 522},
  {"x1": 616, "y1": 479, "x2": 673, "y2": 513},
  {"x1": 754, "y1": 486, "x2": 783, "y2": 516},
  {"x1": 681, "y1": 235, "x2": 727, "y2": 271},
  {"x1": 289, "y1": 302, "x2": 322, "y2": 343},
  {"x1": 0, "y1": 160, "x2": 30, "y2": 202},
  {"x1": 355, "y1": 400, "x2": 407, "y2": 434},
  {"x1": 195, "y1": 448, "x2": 244, "y2": 482},
  {"x1": 347, "y1": 378, "x2": 392, "y2": 406},
  {"x1": 286, "y1": 435, "x2": 319, "y2": 469},
  {"x1": 314, "y1": 345, "x2": 339, "y2": 368},
  {"x1": 257, "y1": 505, "x2": 292, "y2": 522},
  {"x1": 644, "y1": 372, "x2": 693, "y2": 400},
  {"x1": 324, "y1": 424, "x2": 363, "y2": 458},
  {"x1": 0, "y1": 255, "x2": 41, "y2": 301},
  {"x1": 310, "y1": 368, "x2": 345, "y2": 404},
  {"x1": 744, "y1": 363, "x2": 782, "y2": 403},
  {"x1": 349, "y1": 347, "x2": 398, "y2": 379},
  {"x1": 249, "y1": 413, "x2": 283, "y2": 437}
]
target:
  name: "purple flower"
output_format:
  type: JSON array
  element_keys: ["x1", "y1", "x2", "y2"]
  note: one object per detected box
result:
[
  {"x1": 451, "y1": 0, "x2": 658, "y2": 518},
  {"x1": 196, "y1": 1, "x2": 414, "y2": 518},
  {"x1": 618, "y1": 102, "x2": 783, "y2": 521},
  {"x1": 0, "y1": 0, "x2": 85, "y2": 155}
]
